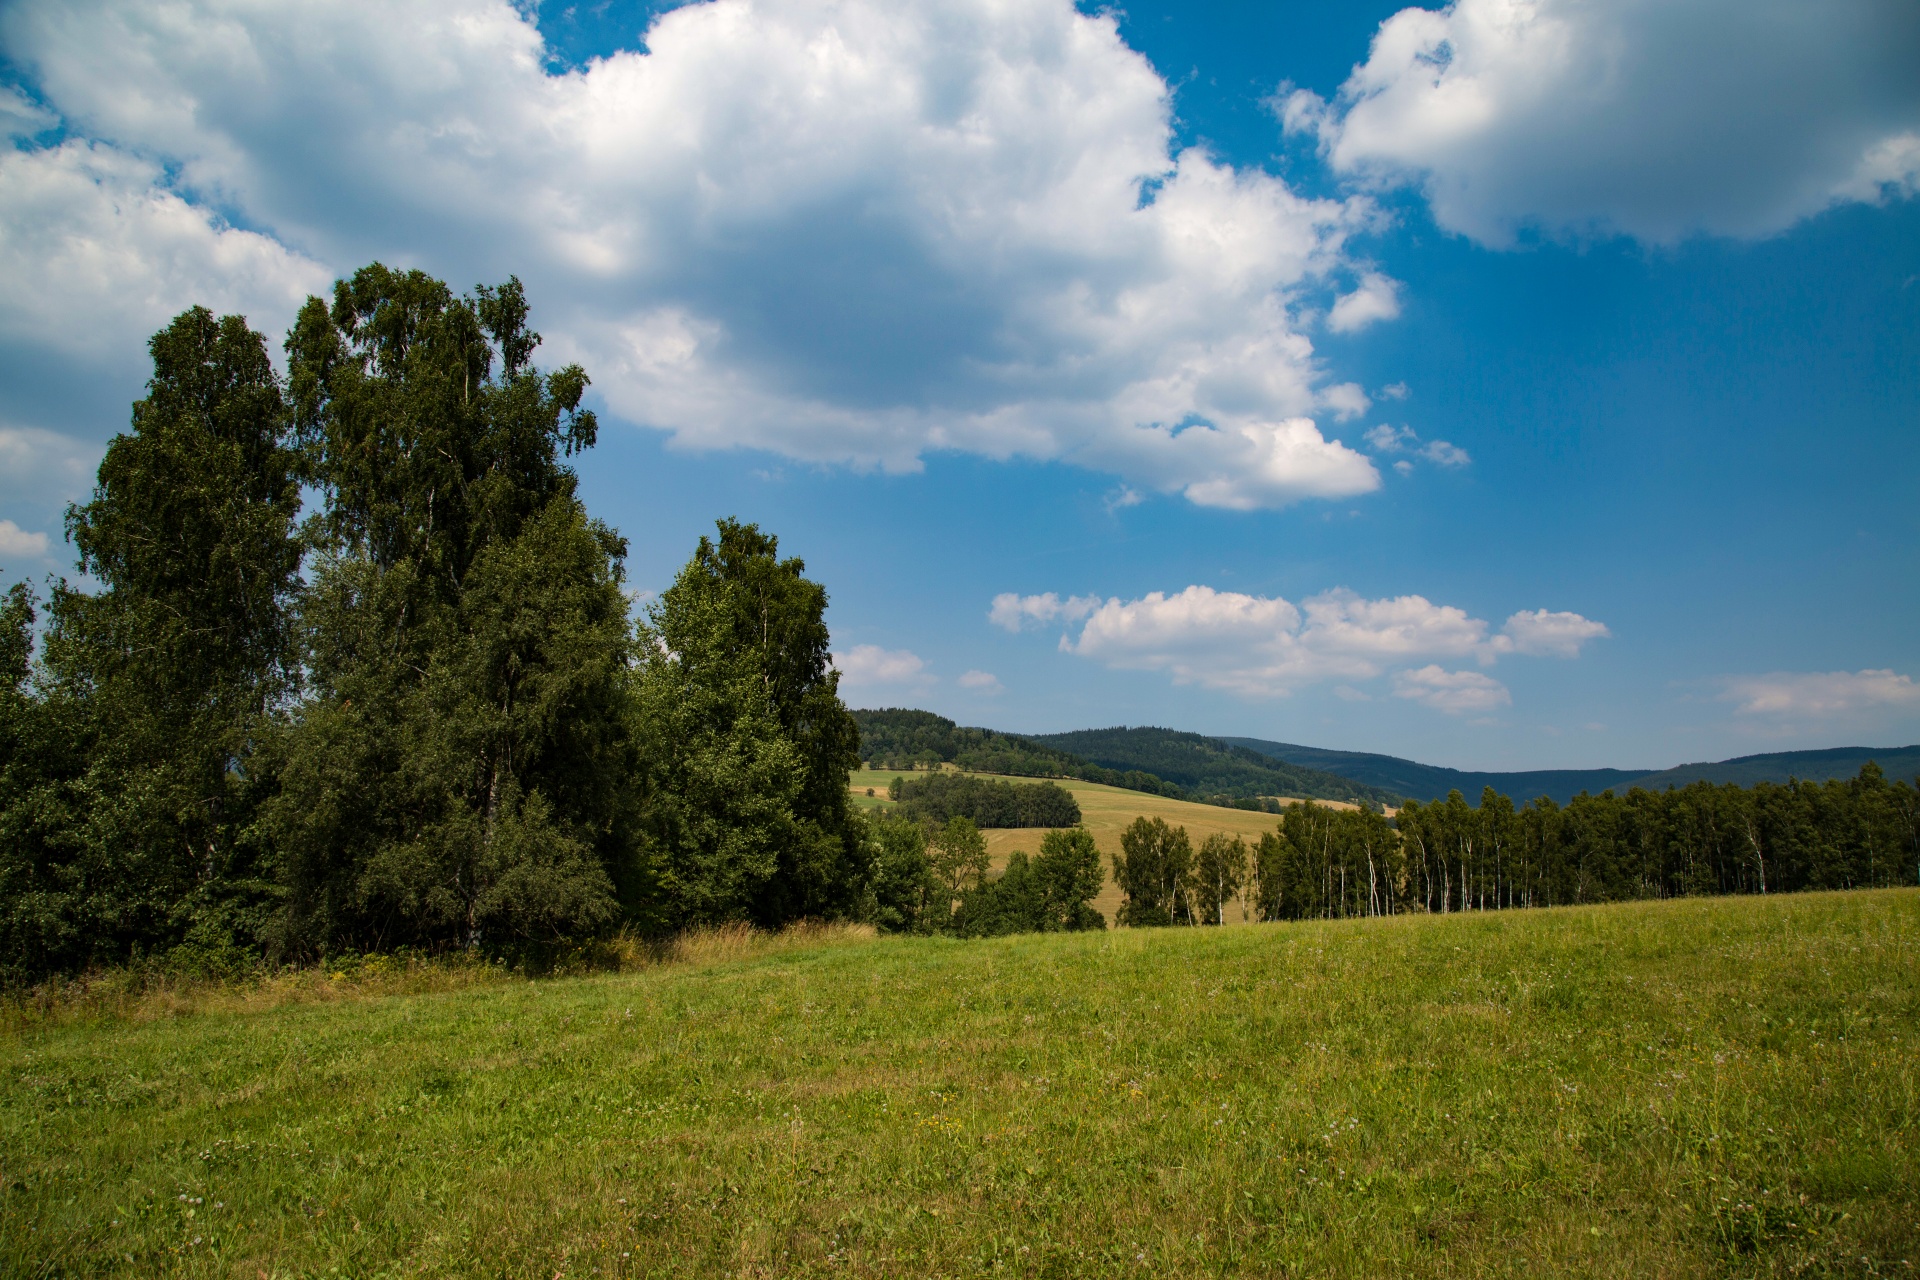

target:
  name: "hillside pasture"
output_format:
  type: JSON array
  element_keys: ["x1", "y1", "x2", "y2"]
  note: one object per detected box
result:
[
  {"x1": 5, "y1": 890, "x2": 1913, "y2": 1277},
  {"x1": 850, "y1": 770, "x2": 1357, "y2": 922}
]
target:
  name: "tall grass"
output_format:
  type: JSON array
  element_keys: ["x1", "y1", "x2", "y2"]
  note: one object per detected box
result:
[{"x1": 0, "y1": 921, "x2": 877, "y2": 1032}]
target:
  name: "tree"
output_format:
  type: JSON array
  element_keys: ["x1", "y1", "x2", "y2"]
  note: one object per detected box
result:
[
  {"x1": 1112, "y1": 816, "x2": 1191, "y2": 926},
  {"x1": 23, "y1": 307, "x2": 304, "y2": 972},
  {"x1": 266, "y1": 266, "x2": 632, "y2": 954},
  {"x1": 1188, "y1": 832, "x2": 1248, "y2": 925},
  {"x1": 862, "y1": 810, "x2": 937, "y2": 933},
  {"x1": 1031, "y1": 827, "x2": 1106, "y2": 931},
  {"x1": 633, "y1": 518, "x2": 867, "y2": 930},
  {"x1": 951, "y1": 825, "x2": 1104, "y2": 937},
  {"x1": 928, "y1": 815, "x2": 990, "y2": 924}
]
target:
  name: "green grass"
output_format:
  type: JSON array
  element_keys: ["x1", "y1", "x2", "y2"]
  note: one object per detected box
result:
[{"x1": 4, "y1": 892, "x2": 1917, "y2": 1277}]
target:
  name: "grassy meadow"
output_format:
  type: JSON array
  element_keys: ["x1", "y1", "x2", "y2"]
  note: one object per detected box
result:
[
  {"x1": 4, "y1": 890, "x2": 1916, "y2": 1277},
  {"x1": 848, "y1": 770, "x2": 1357, "y2": 923}
]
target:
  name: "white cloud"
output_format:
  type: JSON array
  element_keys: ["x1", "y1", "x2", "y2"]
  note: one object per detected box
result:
[
  {"x1": 989, "y1": 591, "x2": 1101, "y2": 632},
  {"x1": 1376, "y1": 381, "x2": 1409, "y2": 401},
  {"x1": 832, "y1": 644, "x2": 932, "y2": 692},
  {"x1": 1722, "y1": 669, "x2": 1920, "y2": 717},
  {"x1": 1495, "y1": 608, "x2": 1610, "y2": 658},
  {"x1": 1327, "y1": 270, "x2": 1401, "y2": 333},
  {"x1": 1037, "y1": 582, "x2": 1603, "y2": 700},
  {"x1": 1287, "y1": 0, "x2": 1920, "y2": 245},
  {"x1": 0, "y1": 140, "x2": 328, "y2": 365},
  {"x1": 957, "y1": 669, "x2": 1004, "y2": 693},
  {"x1": 1391, "y1": 664, "x2": 1511, "y2": 714},
  {"x1": 0, "y1": 0, "x2": 1397, "y2": 509},
  {"x1": 0, "y1": 519, "x2": 50, "y2": 559},
  {"x1": 1365, "y1": 423, "x2": 1415, "y2": 452},
  {"x1": 1364, "y1": 422, "x2": 1469, "y2": 469}
]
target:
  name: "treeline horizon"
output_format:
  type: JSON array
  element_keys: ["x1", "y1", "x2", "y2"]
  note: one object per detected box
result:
[
  {"x1": 1102, "y1": 765, "x2": 1918, "y2": 926},
  {"x1": 852, "y1": 709, "x2": 1397, "y2": 808}
]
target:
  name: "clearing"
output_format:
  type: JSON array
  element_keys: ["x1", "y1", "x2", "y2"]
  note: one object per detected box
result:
[{"x1": 3, "y1": 890, "x2": 1915, "y2": 1276}]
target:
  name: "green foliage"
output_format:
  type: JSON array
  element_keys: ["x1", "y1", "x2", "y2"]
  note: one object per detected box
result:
[
  {"x1": 0, "y1": 308, "x2": 304, "y2": 979},
  {"x1": 1394, "y1": 769, "x2": 1920, "y2": 913},
  {"x1": 1111, "y1": 815, "x2": 1194, "y2": 926},
  {"x1": 952, "y1": 827, "x2": 1107, "y2": 938},
  {"x1": 859, "y1": 811, "x2": 938, "y2": 934},
  {"x1": 1030, "y1": 726, "x2": 1404, "y2": 807},
  {"x1": 265, "y1": 267, "x2": 632, "y2": 956},
  {"x1": 632, "y1": 519, "x2": 867, "y2": 931},
  {"x1": 926, "y1": 815, "x2": 989, "y2": 923},
  {"x1": 852, "y1": 707, "x2": 1185, "y2": 798},
  {"x1": 889, "y1": 771, "x2": 1081, "y2": 828},
  {"x1": 1188, "y1": 832, "x2": 1249, "y2": 925},
  {"x1": 1253, "y1": 802, "x2": 1401, "y2": 921}
]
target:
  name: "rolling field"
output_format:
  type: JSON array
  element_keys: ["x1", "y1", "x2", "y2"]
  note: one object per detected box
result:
[
  {"x1": 4, "y1": 890, "x2": 1916, "y2": 1277},
  {"x1": 848, "y1": 770, "x2": 1355, "y2": 923}
]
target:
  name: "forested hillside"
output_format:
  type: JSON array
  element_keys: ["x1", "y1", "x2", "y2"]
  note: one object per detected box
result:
[
  {"x1": 1223, "y1": 736, "x2": 1920, "y2": 805},
  {"x1": 1222, "y1": 737, "x2": 1645, "y2": 805},
  {"x1": 1027, "y1": 726, "x2": 1403, "y2": 807},
  {"x1": 1621, "y1": 744, "x2": 1920, "y2": 791},
  {"x1": 852, "y1": 709, "x2": 1183, "y2": 798}
]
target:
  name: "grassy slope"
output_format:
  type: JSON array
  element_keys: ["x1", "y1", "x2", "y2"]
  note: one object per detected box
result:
[
  {"x1": 5, "y1": 891, "x2": 1916, "y2": 1277},
  {"x1": 849, "y1": 771, "x2": 1345, "y2": 924}
]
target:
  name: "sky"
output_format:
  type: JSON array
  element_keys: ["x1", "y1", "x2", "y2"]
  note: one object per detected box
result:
[{"x1": 0, "y1": 0, "x2": 1916, "y2": 771}]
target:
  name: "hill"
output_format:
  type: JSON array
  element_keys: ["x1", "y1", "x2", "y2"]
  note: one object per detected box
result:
[
  {"x1": 1620, "y1": 744, "x2": 1920, "y2": 791},
  {"x1": 8, "y1": 891, "x2": 1914, "y2": 1275},
  {"x1": 1225, "y1": 736, "x2": 1920, "y2": 805},
  {"x1": 853, "y1": 709, "x2": 1184, "y2": 799},
  {"x1": 1220, "y1": 737, "x2": 1646, "y2": 805},
  {"x1": 1026, "y1": 725, "x2": 1403, "y2": 807}
]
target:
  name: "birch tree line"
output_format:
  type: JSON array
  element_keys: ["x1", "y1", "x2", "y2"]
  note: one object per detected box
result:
[{"x1": 1112, "y1": 766, "x2": 1920, "y2": 924}]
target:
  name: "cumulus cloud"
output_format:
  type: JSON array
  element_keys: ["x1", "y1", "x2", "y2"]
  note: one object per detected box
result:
[
  {"x1": 1286, "y1": 0, "x2": 1920, "y2": 245},
  {"x1": 1494, "y1": 608, "x2": 1611, "y2": 658},
  {"x1": 1022, "y1": 582, "x2": 1603, "y2": 705},
  {"x1": 0, "y1": 140, "x2": 329, "y2": 366},
  {"x1": 1327, "y1": 270, "x2": 1401, "y2": 333},
  {"x1": 0, "y1": 0, "x2": 1396, "y2": 509},
  {"x1": 1722, "y1": 669, "x2": 1920, "y2": 717},
  {"x1": 1392, "y1": 664, "x2": 1510, "y2": 713},
  {"x1": 957, "y1": 669, "x2": 1004, "y2": 693},
  {"x1": 1364, "y1": 422, "x2": 1470, "y2": 469},
  {"x1": 832, "y1": 644, "x2": 932, "y2": 691},
  {"x1": 0, "y1": 518, "x2": 50, "y2": 560},
  {"x1": 989, "y1": 591, "x2": 1101, "y2": 632}
]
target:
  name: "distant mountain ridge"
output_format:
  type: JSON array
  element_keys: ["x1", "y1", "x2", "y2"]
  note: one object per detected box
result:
[
  {"x1": 1021, "y1": 726, "x2": 1403, "y2": 807},
  {"x1": 853, "y1": 707, "x2": 1919, "y2": 811},
  {"x1": 1222, "y1": 737, "x2": 1920, "y2": 806},
  {"x1": 852, "y1": 711, "x2": 1400, "y2": 807}
]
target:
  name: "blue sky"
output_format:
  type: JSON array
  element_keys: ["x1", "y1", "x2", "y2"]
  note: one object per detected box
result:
[{"x1": 1, "y1": 0, "x2": 1915, "y2": 770}]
